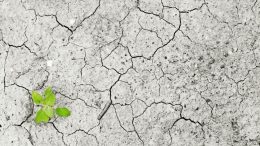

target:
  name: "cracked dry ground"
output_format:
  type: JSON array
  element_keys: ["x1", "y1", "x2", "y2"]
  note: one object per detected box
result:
[{"x1": 1, "y1": 0, "x2": 260, "y2": 146}]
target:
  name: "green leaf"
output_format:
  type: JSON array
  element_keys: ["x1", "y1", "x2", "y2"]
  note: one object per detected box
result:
[
  {"x1": 42, "y1": 87, "x2": 56, "y2": 106},
  {"x1": 56, "y1": 107, "x2": 71, "y2": 117},
  {"x1": 42, "y1": 105, "x2": 54, "y2": 118},
  {"x1": 32, "y1": 91, "x2": 43, "y2": 105},
  {"x1": 35, "y1": 109, "x2": 49, "y2": 124}
]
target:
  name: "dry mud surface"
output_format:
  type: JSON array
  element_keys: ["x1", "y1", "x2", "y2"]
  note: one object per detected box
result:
[{"x1": 1, "y1": 0, "x2": 260, "y2": 145}]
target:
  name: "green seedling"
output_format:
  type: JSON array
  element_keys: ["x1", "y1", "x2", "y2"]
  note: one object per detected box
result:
[{"x1": 31, "y1": 87, "x2": 71, "y2": 124}]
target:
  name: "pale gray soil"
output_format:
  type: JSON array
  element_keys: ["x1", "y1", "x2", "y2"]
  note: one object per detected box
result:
[{"x1": 1, "y1": 0, "x2": 260, "y2": 145}]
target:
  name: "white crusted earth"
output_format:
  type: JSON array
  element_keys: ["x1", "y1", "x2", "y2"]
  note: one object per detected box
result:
[{"x1": 1, "y1": 0, "x2": 260, "y2": 145}]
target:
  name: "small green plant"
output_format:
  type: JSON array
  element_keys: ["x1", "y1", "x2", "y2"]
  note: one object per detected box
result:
[{"x1": 31, "y1": 86, "x2": 71, "y2": 124}]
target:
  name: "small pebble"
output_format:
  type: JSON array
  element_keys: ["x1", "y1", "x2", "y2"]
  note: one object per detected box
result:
[
  {"x1": 47, "y1": 60, "x2": 53, "y2": 67},
  {"x1": 69, "y1": 19, "x2": 75, "y2": 25}
]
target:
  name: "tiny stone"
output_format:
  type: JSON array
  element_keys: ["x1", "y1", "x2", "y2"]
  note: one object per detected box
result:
[
  {"x1": 69, "y1": 19, "x2": 75, "y2": 25},
  {"x1": 159, "y1": 13, "x2": 164, "y2": 19},
  {"x1": 47, "y1": 60, "x2": 53, "y2": 67}
]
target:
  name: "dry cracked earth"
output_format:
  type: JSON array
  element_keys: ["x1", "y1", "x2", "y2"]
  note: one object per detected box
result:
[{"x1": 0, "y1": 0, "x2": 260, "y2": 145}]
